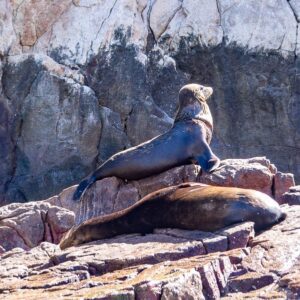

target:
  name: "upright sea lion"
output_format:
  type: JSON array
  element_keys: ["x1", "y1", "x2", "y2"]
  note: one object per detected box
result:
[
  {"x1": 60, "y1": 183, "x2": 285, "y2": 249},
  {"x1": 73, "y1": 84, "x2": 220, "y2": 201}
]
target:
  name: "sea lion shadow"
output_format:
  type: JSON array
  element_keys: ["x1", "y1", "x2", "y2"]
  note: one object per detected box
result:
[{"x1": 82, "y1": 232, "x2": 204, "y2": 247}]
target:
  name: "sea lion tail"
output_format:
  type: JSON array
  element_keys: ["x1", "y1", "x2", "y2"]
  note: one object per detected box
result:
[{"x1": 73, "y1": 175, "x2": 96, "y2": 201}]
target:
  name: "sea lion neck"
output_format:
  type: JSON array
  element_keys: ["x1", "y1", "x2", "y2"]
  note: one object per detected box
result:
[
  {"x1": 174, "y1": 100, "x2": 213, "y2": 128},
  {"x1": 175, "y1": 100, "x2": 203, "y2": 121}
]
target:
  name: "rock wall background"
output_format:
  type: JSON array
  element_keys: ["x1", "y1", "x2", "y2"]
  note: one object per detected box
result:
[{"x1": 0, "y1": 0, "x2": 299, "y2": 204}]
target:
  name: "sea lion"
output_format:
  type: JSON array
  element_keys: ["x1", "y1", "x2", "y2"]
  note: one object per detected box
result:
[
  {"x1": 60, "y1": 182, "x2": 285, "y2": 249},
  {"x1": 73, "y1": 83, "x2": 220, "y2": 201}
]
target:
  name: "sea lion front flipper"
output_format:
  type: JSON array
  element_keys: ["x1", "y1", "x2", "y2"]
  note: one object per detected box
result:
[
  {"x1": 206, "y1": 157, "x2": 221, "y2": 172},
  {"x1": 195, "y1": 147, "x2": 220, "y2": 173},
  {"x1": 73, "y1": 175, "x2": 96, "y2": 201}
]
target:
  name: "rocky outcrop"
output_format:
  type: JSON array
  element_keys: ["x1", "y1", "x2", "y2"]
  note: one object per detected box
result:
[
  {"x1": 1, "y1": 54, "x2": 101, "y2": 203},
  {"x1": 0, "y1": 240, "x2": 246, "y2": 299},
  {"x1": 0, "y1": 0, "x2": 299, "y2": 204},
  {"x1": 0, "y1": 157, "x2": 295, "y2": 253},
  {"x1": 45, "y1": 157, "x2": 294, "y2": 225},
  {"x1": 0, "y1": 158, "x2": 298, "y2": 298},
  {"x1": 1, "y1": 205, "x2": 300, "y2": 299}
]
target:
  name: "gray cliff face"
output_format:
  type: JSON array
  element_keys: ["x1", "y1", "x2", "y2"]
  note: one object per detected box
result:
[{"x1": 0, "y1": 0, "x2": 299, "y2": 203}]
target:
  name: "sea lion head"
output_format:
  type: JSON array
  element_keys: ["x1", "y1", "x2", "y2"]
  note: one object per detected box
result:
[
  {"x1": 175, "y1": 83, "x2": 213, "y2": 123},
  {"x1": 179, "y1": 84, "x2": 213, "y2": 105}
]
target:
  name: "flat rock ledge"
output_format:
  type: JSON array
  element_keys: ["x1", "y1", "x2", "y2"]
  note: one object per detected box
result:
[{"x1": 0, "y1": 206, "x2": 300, "y2": 299}]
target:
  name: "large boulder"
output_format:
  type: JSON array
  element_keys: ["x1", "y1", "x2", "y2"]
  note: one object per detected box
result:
[{"x1": 60, "y1": 157, "x2": 294, "y2": 224}]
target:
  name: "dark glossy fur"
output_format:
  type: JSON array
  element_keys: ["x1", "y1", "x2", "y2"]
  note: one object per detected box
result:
[{"x1": 73, "y1": 84, "x2": 220, "y2": 201}]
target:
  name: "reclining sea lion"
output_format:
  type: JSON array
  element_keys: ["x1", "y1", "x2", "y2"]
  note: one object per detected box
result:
[
  {"x1": 73, "y1": 84, "x2": 220, "y2": 201},
  {"x1": 60, "y1": 183, "x2": 285, "y2": 249}
]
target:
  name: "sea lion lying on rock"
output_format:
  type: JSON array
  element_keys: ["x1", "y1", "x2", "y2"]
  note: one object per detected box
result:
[
  {"x1": 60, "y1": 183, "x2": 285, "y2": 249},
  {"x1": 73, "y1": 83, "x2": 220, "y2": 201}
]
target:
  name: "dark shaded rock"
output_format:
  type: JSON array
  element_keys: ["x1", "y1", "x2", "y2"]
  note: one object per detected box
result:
[
  {"x1": 173, "y1": 45, "x2": 300, "y2": 183},
  {"x1": 98, "y1": 106, "x2": 130, "y2": 164},
  {"x1": 146, "y1": 47, "x2": 190, "y2": 118},
  {"x1": 0, "y1": 93, "x2": 14, "y2": 205},
  {"x1": 85, "y1": 43, "x2": 176, "y2": 147},
  {"x1": 2, "y1": 42, "x2": 300, "y2": 205},
  {"x1": 228, "y1": 272, "x2": 277, "y2": 293},
  {"x1": 217, "y1": 222, "x2": 255, "y2": 250},
  {"x1": 85, "y1": 44, "x2": 148, "y2": 118},
  {"x1": 1, "y1": 54, "x2": 101, "y2": 202},
  {"x1": 125, "y1": 95, "x2": 173, "y2": 146}
]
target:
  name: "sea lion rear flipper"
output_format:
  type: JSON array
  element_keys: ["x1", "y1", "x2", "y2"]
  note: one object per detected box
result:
[{"x1": 73, "y1": 176, "x2": 96, "y2": 201}]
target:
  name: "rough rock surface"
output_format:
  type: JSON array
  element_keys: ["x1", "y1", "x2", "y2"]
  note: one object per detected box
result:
[
  {"x1": 0, "y1": 201, "x2": 74, "y2": 252},
  {"x1": 1, "y1": 54, "x2": 100, "y2": 203},
  {"x1": 0, "y1": 222, "x2": 253, "y2": 299},
  {"x1": 0, "y1": 0, "x2": 299, "y2": 204},
  {"x1": 224, "y1": 205, "x2": 300, "y2": 299},
  {"x1": 1, "y1": 205, "x2": 300, "y2": 299},
  {"x1": 282, "y1": 185, "x2": 300, "y2": 205}
]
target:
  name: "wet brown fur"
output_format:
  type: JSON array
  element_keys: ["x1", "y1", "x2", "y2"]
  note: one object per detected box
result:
[{"x1": 61, "y1": 183, "x2": 285, "y2": 249}]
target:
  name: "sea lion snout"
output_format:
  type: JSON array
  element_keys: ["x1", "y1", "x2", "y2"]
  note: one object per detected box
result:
[
  {"x1": 201, "y1": 86, "x2": 213, "y2": 100},
  {"x1": 179, "y1": 84, "x2": 213, "y2": 102}
]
